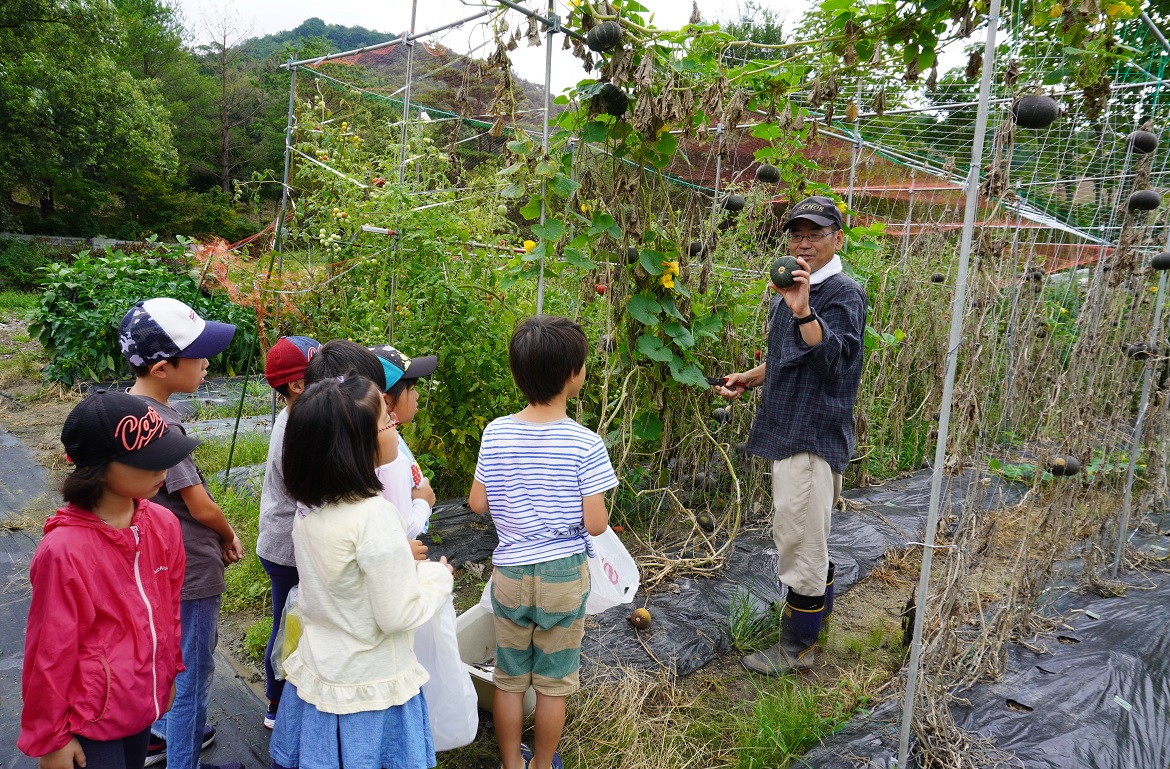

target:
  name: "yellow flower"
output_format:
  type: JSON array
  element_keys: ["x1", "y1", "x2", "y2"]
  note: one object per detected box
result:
[
  {"x1": 656, "y1": 124, "x2": 671, "y2": 139},
  {"x1": 580, "y1": 202, "x2": 591, "y2": 213},
  {"x1": 1149, "y1": 285, "x2": 1158, "y2": 293},
  {"x1": 1048, "y1": 3, "x2": 1063, "y2": 17},
  {"x1": 836, "y1": 202, "x2": 848, "y2": 214},
  {"x1": 660, "y1": 273, "x2": 675, "y2": 289},
  {"x1": 1060, "y1": 307, "x2": 1069, "y2": 314},
  {"x1": 523, "y1": 240, "x2": 537, "y2": 252},
  {"x1": 662, "y1": 260, "x2": 680, "y2": 276}
]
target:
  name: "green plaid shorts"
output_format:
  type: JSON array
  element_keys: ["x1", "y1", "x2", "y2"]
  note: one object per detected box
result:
[{"x1": 491, "y1": 553, "x2": 590, "y2": 696}]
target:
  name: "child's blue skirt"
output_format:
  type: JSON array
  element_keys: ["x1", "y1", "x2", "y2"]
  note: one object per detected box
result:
[{"x1": 269, "y1": 683, "x2": 436, "y2": 769}]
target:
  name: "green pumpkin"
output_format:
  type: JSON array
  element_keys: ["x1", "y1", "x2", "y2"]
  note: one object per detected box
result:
[
  {"x1": 755, "y1": 164, "x2": 781, "y2": 184},
  {"x1": 586, "y1": 21, "x2": 623, "y2": 52},
  {"x1": 722, "y1": 194, "x2": 745, "y2": 213},
  {"x1": 594, "y1": 83, "x2": 628, "y2": 117},
  {"x1": 1048, "y1": 455, "x2": 1081, "y2": 477},
  {"x1": 1012, "y1": 95, "x2": 1060, "y2": 129},
  {"x1": 1127, "y1": 130, "x2": 1158, "y2": 155},
  {"x1": 770, "y1": 255, "x2": 800, "y2": 289},
  {"x1": 1128, "y1": 189, "x2": 1161, "y2": 211}
]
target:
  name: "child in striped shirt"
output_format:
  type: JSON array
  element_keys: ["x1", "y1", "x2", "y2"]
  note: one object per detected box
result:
[{"x1": 469, "y1": 315, "x2": 617, "y2": 769}]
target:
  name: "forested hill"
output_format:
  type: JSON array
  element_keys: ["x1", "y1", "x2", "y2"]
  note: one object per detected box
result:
[
  {"x1": 242, "y1": 18, "x2": 549, "y2": 123},
  {"x1": 244, "y1": 17, "x2": 396, "y2": 60},
  {"x1": 0, "y1": 3, "x2": 545, "y2": 243}
]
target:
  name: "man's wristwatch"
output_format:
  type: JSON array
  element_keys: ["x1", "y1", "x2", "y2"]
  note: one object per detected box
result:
[{"x1": 794, "y1": 309, "x2": 818, "y2": 325}]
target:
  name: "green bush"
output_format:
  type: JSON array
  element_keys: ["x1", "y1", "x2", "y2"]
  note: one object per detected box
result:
[
  {"x1": 29, "y1": 242, "x2": 257, "y2": 384},
  {"x1": 0, "y1": 239, "x2": 73, "y2": 292}
]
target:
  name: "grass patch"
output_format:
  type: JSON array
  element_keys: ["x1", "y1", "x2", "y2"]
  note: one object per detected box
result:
[
  {"x1": 243, "y1": 618, "x2": 271, "y2": 665},
  {"x1": 193, "y1": 432, "x2": 271, "y2": 476},
  {"x1": 0, "y1": 290, "x2": 38, "y2": 316},
  {"x1": 209, "y1": 479, "x2": 268, "y2": 613},
  {"x1": 730, "y1": 673, "x2": 875, "y2": 769},
  {"x1": 725, "y1": 587, "x2": 782, "y2": 653}
]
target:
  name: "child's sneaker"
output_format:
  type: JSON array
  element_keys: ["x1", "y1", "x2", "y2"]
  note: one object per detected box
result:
[
  {"x1": 263, "y1": 702, "x2": 279, "y2": 730},
  {"x1": 144, "y1": 725, "x2": 217, "y2": 765}
]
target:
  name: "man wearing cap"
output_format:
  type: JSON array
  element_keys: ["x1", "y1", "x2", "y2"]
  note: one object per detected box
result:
[{"x1": 716, "y1": 196, "x2": 868, "y2": 675}]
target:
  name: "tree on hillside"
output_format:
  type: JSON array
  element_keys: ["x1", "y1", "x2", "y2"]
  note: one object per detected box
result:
[
  {"x1": 199, "y1": 12, "x2": 272, "y2": 194},
  {"x1": 0, "y1": 0, "x2": 179, "y2": 235}
]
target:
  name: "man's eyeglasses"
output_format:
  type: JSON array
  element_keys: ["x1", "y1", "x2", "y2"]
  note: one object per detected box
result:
[{"x1": 783, "y1": 231, "x2": 836, "y2": 244}]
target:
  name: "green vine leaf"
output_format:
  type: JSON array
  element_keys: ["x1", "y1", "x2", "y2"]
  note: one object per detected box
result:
[
  {"x1": 628, "y1": 294, "x2": 662, "y2": 325},
  {"x1": 668, "y1": 356, "x2": 708, "y2": 388},
  {"x1": 582, "y1": 120, "x2": 609, "y2": 144},
  {"x1": 637, "y1": 334, "x2": 673, "y2": 362},
  {"x1": 639, "y1": 249, "x2": 666, "y2": 276},
  {"x1": 664, "y1": 321, "x2": 695, "y2": 349},
  {"x1": 531, "y1": 219, "x2": 565, "y2": 242},
  {"x1": 520, "y1": 195, "x2": 543, "y2": 220},
  {"x1": 548, "y1": 174, "x2": 580, "y2": 198},
  {"x1": 660, "y1": 296, "x2": 686, "y2": 321},
  {"x1": 632, "y1": 411, "x2": 663, "y2": 442},
  {"x1": 563, "y1": 248, "x2": 598, "y2": 270}
]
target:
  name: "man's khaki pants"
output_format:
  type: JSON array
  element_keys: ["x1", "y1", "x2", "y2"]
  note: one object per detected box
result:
[{"x1": 770, "y1": 452, "x2": 841, "y2": 597}]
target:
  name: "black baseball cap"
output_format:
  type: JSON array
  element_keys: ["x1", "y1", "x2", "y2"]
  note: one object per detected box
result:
[
  {"x1": 62, "y1": 391, "x2": 201, "y2": 470},
  {"x1": 368, "y1": 345, "x2": 438, "y2": 391},
  {"x1": 783, "y1": 196, "x2": 844, "y2": 230}
]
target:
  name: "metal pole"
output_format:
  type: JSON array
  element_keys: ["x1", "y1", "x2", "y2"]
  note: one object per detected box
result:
[
  {"x1": 844, "y1": 121, "x2": 861, "y2": 252},
  {"x1": 535, "y1": 0, "x2": 556, "y2": 315},
  {"x1": 899, "y1": 170, "x2": 915, "y2": 266},
  {"x1": 398, "y1": 0, "x2": 419, "y2": 186},
  {"x1": 998, "y1": 194, "x2": 1026, "y2": 439},
  {"x1": 1113, "y1": 235, "x2": 1170, "y2": 575},
  {"x1": 897, "y1": 0, "x2": 1002, "y2": 764},
  {"x1": 269, "y1": 57, "x2": 298, "y2": 426},
  {"x1": 709, "y1": 123, "x2": 724, "y2": 231},
  {"x1": 274, "y1": 59, "x2": 297, "y2": 258}
]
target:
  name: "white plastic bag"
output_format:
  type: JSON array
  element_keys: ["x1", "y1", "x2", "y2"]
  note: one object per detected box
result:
[
  {"x1": 415, "y1": 600, "x2": 479, "y2": 751},
  {"x1": 477, "y1": 527, "x2": 640, "y2": 616},
  {"x1": 583, "y1": 527, "x2": 640, "y2": 615}
]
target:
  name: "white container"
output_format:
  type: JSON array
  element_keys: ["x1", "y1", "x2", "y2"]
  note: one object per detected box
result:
[{"x1": 455, "y1": 603, "x2": 536, "y2": 717}]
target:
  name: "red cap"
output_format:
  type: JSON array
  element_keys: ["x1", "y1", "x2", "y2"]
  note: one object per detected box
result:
[{"x1": 265, "y1": 336, "x2": 321, "y2": 388}]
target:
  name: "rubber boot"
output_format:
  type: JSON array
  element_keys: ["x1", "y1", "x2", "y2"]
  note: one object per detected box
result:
[
  {"x1": 823, "y1": 562, "x2": 836, "y2": 621},
  {"x1": 741, "y1": 589, "x2": 824, "y2": 675}
]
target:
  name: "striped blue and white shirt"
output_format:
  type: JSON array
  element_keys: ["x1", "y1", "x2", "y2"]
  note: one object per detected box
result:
[{"x1": 474, "y1": 415, "x2": 618, "y2": 566}]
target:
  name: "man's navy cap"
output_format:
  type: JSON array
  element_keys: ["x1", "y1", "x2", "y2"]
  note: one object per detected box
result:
[{"x1": 784, "y1": 196, "x2": 844, "y2": 230}]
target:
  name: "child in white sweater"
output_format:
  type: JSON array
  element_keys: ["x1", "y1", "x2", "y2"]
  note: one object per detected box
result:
[{"x1": 270, "y1": 375, "x2": 453, "y2": 769}]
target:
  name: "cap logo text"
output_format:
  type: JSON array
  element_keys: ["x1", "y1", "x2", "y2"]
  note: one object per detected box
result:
[{"x1": 115, "y1": 407, "x2": 167, "y2": 452}]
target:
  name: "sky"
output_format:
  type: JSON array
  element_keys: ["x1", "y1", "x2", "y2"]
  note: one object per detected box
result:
[{"x1": 175, "y1": 0, "x2": 811, "y2": 93}]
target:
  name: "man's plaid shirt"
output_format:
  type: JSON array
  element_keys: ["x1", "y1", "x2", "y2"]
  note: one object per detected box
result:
[{"x1": 745, "y1": 271, "x2": 868, "y2": 474}]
